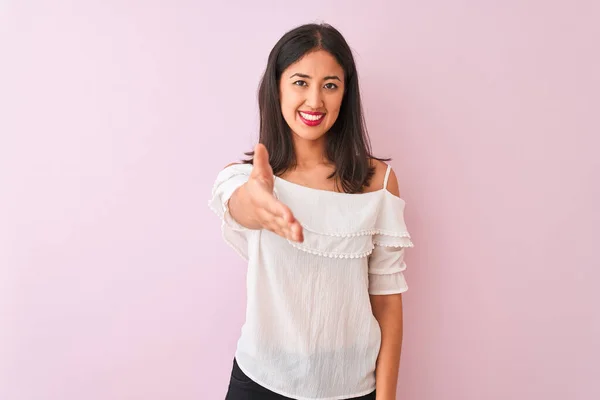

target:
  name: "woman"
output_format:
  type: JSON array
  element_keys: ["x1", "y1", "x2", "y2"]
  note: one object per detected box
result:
[{"x1": 209, "y1": 23, "x2": 414, "y2": 400}]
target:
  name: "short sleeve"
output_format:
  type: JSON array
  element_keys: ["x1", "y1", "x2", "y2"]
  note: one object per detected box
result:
[
  {"x1": 368, "y1": 245, "x2": 409, "y2": 295},
  {"x1": 207, "y1": 163, "x2": 254, "y2": 261},
  {"x1": 367, "y1": 192, "x2": 414, "y2": 295}
]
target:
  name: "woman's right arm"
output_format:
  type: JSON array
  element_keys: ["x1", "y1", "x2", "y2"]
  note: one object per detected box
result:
[{"x1": 227, "y1": 143, "x2": 304, "y2": 243}]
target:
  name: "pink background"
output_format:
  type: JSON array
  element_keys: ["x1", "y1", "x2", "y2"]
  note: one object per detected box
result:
[{"x1": 1, "y1": 1, "x2": 598, "y2": 399}]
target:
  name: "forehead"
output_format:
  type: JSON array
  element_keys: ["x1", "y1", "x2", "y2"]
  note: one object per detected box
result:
[{"x1": 284, "y1": 49, "x2": 344, "y2": 77}]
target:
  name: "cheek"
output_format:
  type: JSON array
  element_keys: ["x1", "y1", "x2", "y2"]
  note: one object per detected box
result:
[
  {"x1": 281, "y1": 91, "x2": 300, "y2": 114},
  {"x1": 279, "y1": 92, "x2": 301, "y2": 126},
  {"x1": 326, "y1": 94, "x2": 344, "y2": 115}
]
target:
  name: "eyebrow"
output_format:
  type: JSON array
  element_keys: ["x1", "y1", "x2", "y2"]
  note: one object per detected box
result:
[{"x1": 289, "y1": 73, "x2": 342, "y2": 82}]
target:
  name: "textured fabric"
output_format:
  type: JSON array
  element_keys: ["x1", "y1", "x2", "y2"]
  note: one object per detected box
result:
[
  {"x1": 208, "y1": 163, "x2": 414, "y2": 400},
  {"x1": 226, "y1": 358, "x2": 377, "y2": 400}
]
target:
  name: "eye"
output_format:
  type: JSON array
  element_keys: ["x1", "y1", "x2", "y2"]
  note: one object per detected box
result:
[
  {"x1": 293, "y1": 80, "x2": 307, "y2": 87},
  {"x1": 324, "y1": 82, "x2": 338, "y2": 90}
]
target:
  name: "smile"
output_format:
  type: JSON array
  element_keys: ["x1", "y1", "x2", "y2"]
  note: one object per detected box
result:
[{"x1": 298, "y1": 111, "x2": 325, "y2": 126}]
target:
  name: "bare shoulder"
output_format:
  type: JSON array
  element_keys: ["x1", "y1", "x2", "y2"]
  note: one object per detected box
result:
[
  {"x1": 368, "y1": 159, "x2": 401, "y2": 197},
  {"x1": 223, "y1": 162, "x2": 241, "y2": 170}
]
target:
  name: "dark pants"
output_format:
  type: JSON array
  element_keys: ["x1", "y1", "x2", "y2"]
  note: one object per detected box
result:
[{"x1": 225, "y1": 358, "x2": 376, "y2": 400}]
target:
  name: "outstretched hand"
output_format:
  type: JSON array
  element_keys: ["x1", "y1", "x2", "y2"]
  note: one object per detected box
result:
[{"x1": 245, "y1": 143, "x2": 304, "y2": 242}]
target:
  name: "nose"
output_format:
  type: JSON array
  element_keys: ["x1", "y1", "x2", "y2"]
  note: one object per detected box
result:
[{"x1": 305, "y1": 85, "x2": 324, "y2": 109}]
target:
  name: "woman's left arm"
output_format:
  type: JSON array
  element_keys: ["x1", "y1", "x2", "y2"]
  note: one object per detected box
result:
[
  {"x1": 370, "y1": 293, "x2": 403, "y2": 400},
  {"x1": 370, "y1": 164, "x2": 406, "y2": 400}
]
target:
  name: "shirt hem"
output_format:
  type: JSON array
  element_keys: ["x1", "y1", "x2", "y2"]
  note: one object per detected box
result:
[
  {"x1": 368, "y1": 287, "x2": 408, "y2": 295},
  {"x1": 234, "y1": 357, "x2": 376, "y2": 400}
]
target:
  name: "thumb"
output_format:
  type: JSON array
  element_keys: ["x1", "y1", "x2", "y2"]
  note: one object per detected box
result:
[{"x1": 252, "y1": 143, "x2": 272, "y2": 178}]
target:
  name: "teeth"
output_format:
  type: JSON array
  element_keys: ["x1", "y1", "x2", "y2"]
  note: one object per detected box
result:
[{"x1": 299, "y1": 112, "x2": 324, "y2": 121}]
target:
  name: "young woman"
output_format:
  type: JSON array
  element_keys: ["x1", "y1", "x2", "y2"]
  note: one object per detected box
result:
[{"x1": 209, "y1": 23, "x2": 414, "y2": 400}]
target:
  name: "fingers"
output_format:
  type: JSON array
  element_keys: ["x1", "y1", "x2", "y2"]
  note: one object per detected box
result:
[
  {"x1": 278, "y1": 217, "x2": 303, "y2": 242},
  {"x1": 252, "y1": 186, "x2": 289, "y2": 219},
  {"x1": 290, "y1": 221, "x2": 304, "y2": 242},
  {"x1": 267, "y1": 216, "x2": 304, "y2": 243},
  {"x1": 256, "y1": 202, "x2": 304, "y2": 242},
  {"x1": 265, "y1": 197, "x2": 293, "y2": 223}
]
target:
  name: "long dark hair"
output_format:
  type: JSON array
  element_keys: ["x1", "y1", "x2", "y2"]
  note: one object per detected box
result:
[{"x1": 243, "y1": 23, "x2": 390, "y2": 193}]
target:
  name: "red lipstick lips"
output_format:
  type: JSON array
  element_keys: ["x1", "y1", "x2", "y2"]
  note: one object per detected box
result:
[{"x1": 298, "y1": 111, "x2": 325, "y2": 127}]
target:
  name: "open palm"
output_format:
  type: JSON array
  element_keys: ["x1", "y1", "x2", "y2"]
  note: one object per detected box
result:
[{"x1": 246, "y1": 143, "x2": 303, "y2": 243}]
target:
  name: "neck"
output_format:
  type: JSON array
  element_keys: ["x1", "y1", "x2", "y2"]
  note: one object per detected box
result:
[{"x1": 292, "y1": 134, "x2": 330, "y2": 169}]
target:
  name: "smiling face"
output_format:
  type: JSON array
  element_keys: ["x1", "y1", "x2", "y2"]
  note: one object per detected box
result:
[{"x1": 279, "y1": 49, "x2": 346, "y2": 141}]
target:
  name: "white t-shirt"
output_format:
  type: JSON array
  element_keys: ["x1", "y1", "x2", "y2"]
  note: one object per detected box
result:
[{"x1": 208, "y1": 163, "x2": 414, "y2": 400}]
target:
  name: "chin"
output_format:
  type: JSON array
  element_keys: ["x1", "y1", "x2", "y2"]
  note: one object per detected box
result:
[{"x1": 292, "y1": 126, "x2": 328, "y2": 141}]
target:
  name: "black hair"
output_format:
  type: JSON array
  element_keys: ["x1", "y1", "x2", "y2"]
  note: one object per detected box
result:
[{"x1": 243, "y1": 22, "x2": 390, "y2": 193}]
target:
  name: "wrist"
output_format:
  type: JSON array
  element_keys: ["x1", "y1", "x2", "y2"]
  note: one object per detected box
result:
[{"x1": 233, "y1": 183, "x2": 262, "y2": 230}]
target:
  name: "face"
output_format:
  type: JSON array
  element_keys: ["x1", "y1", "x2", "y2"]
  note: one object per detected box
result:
[{"x1": 279, "y1": 49, "x2": 345, "y2": 141}]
